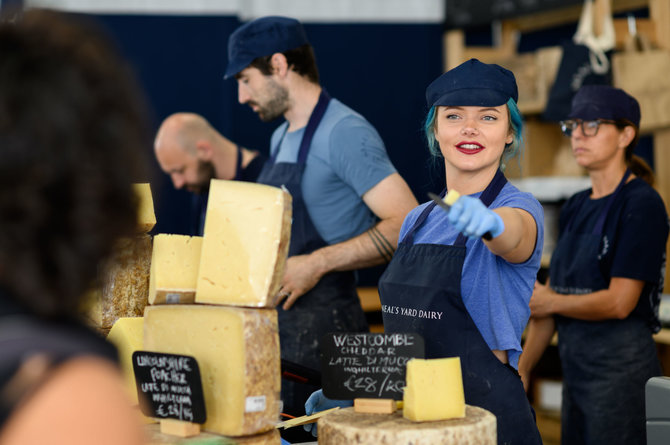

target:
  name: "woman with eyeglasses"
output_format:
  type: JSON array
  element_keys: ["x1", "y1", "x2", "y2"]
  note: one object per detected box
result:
[{"x1": 519, "y1": 85, "x2": 668, "y2": 445}]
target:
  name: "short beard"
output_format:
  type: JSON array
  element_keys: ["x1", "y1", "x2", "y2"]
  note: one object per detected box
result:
[
  {"x1": 187, "y1": 160, "x2": 216, "y2": 194},
  {"x1": 257, "y1": 80, "x2": 289, "y2": 122}
]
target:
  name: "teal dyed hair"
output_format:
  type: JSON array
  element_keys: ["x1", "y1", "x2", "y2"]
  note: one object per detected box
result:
[{"x1": 423, "y1": 98, "x2": 524, "y2": 171}]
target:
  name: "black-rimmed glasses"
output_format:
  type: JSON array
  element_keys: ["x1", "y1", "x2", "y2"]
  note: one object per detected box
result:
[{"x1": 559, "y1": 119, "x2": 617, "y2": 137}]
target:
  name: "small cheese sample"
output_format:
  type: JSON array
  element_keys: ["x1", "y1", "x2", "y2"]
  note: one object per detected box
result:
[
  {"x1": 143, "y1": 305, "x2": 281, "y2": 437},
  {"x1": 403, "y1": 357, "x2": 465, "y2": 422},
  {"x1": 195, "y1": 180, "x2": 291, "y2": 307},
  {"x1": 134, "y1": 183, "x2": 156, "y2": 233},
  {"x1": 86, "y1": 234, "x2": 152, "y2": 330},
  {"x1": 444, "y1": 189, "x2": 461, "y2": 206},
  {"x1": 318, "y1": 405, "x2": 495, "y2": 445},
  {"x1": 106, "y1": 317, "x2": 144, "y2": 403},
  {"x1": 148, "y1": 234, "x2": 202, "y2": 305}
]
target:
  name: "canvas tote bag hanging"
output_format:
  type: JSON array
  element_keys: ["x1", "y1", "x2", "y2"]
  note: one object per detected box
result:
[
  {"x1": 543, "y1": 0, "x2": 615, "y2": 122},
  {"x1": 612, "y1": 21, "x2": 670, "y2": 132}
]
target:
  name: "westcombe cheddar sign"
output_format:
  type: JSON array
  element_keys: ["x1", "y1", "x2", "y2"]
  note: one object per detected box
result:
[{"x1": 320, "y1": 332, "x2": 424, "y2": 400}]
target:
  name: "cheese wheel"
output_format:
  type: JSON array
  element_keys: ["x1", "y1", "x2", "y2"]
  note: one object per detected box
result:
[
  {"x1": 149, "y1": 234, "x2": 203, "y2": 305},
  {"x1": 195, "y1": 180, "x2": 291, "y2": 307},
  {"x1": 87, "y1": 234, "x2": 152, "y2": 329},
  {"x1": 143, "y1": 305, "x2": 281, "y2": 437},
  {"x1": 318, "y1": 405, "x2": 496, "y2": 445}
]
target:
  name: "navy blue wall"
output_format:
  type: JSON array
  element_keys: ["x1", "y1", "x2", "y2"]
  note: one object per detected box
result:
[{"x1": 86, "y1": 15, "x2": 444, "y2": 246}]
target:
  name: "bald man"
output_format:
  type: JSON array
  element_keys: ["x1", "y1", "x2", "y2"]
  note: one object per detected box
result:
[{"x1": 154, "y1": 112, "x2": 266, "y2": 235}]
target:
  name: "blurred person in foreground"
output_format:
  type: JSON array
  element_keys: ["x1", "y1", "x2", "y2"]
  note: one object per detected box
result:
[
  {"x1": 520, "y1": 85, "x2": 668, "y2": 445},
  {"x1": 0, "y1": 9, "x2": 150, "y2": 445}
]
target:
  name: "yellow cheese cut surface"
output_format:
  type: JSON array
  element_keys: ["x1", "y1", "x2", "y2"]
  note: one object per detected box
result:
[
  {"x1": 143, "y1": 305, "x2": 281, "y2": 437},
  {"x1": 149, "y1": 234, "x2": 203, "y2": 305},
  {"x1": 134, "y1": 183, "x2": 156, "y2": 233},
  {"x1": 403, "y1": 357, "x2": 465, "y2": 422},
  {"x1": 195, "y1": 180, "x2": 291, "y2": 307},
  {"x1": 107, "y1": 317, "x2": 144, "y2": 403}
]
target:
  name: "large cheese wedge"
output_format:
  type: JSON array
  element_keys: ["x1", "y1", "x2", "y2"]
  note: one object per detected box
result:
[
  {"x1": 106, "y1": 317, "x2": 156, "y2": 424},
  {"x1": 318, "y1": 405, "x2": 495, "y2": 445},
  {"x1": 107, "y1": 317, "x2": 144, "y2": 403},
  {"x1": 143, "y1": 305, "x2": 281, "y2": 436},
  {"x1": 86, "y1": 234, "x2": 152, "y2": 331},
  {"x1": 134, "y1": 183, "x2": 156, "y2": 233},
  {"x1": 148, "y1": 234, "x2": 202, "y2": 305},
  {"x1": 403, "y1": 357, "x2": 465, "y2": 421},
  {"x1": 195, "y1": 180, "x2": 291, "y2": 307}
]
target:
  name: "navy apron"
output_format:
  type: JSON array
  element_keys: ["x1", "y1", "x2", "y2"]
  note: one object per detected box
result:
[
  {"x1": 550, "y1": 169, "x2": 661, "y2": 445},
  {"x1": 256, "y1": 90, "x2": 368, "y2": 416},
  {"x1": 379, "y1": 170, "x2": 542, "y2": 445}
]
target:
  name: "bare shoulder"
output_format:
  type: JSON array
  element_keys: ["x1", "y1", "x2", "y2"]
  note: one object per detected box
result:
[{"x1": 0, "y1": 357, "x2": 145, "y2": 445}]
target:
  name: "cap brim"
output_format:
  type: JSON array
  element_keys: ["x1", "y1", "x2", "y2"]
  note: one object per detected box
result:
[
  {"x1": 567, "y1": 103, "x2": 612, "y2": 121},
  {"x1": 432, "y1": 88, "x2": 509, "y2": 108},
  {"x1": 224, "y1": 58, "x2": 253, "y2": 79}
]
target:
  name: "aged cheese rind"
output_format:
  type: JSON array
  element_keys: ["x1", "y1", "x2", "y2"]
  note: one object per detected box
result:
[
  {"x1": 403, "y1": 357, "x2": 465, "y2": 421},
  {"x1": 134, "y1": 183, "x2": 156, "y2": 233},
  {"x1": 88, "y1": 234, "x2": 152, "y2": 329},
  {"x1": 148, "y1": 234, "x2": 202, "y2": 305},
  {"x1": 145, "y1": 424, "x2": 281, "y2": 444},
  {"x1": 318, "y1": 405, "x2": 496, "y2": 445},
  {"x1": 195, "y1": 180, "x2": 291, "y2": 307},
  {"x1": 143, "y1": 305, "x2": 281, "y2": 437}
]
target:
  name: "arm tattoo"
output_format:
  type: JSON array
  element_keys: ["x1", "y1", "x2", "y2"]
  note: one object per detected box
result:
[{"x1": 367, "y1": 226, "x2": 395, "y2": 263}]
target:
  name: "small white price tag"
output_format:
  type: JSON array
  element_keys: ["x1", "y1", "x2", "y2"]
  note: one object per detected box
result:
[
  {"x1": 165, "y1": 293, "x2": 181, "y2": 304},
  {"x1": 245, "y1": 396, "x2": 266, "y2": 413}
]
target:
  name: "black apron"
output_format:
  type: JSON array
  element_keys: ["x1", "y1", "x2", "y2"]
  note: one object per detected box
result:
[
  {"x1": 550, "y1": 169, "x2": 661, "y2": 445},
  {"x1": 256, "y1": 90, "x2": 368, "y2": 416},
  {"x1": 379, "y1": 170, "x2": 542, "y2": 445}
]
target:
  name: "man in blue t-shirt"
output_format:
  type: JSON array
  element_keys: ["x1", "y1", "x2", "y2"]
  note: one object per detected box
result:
[{"x1": 224, "y1": 16, "x2": 418, "y2": 433}]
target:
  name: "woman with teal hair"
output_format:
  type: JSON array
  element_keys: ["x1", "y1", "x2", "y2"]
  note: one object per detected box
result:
[
  {"x1": 378, "y1": 58, "x2": 544, "y2": 444},
  {"x1": 305, "y1": 58, "x2": 543, "y2": 444}
]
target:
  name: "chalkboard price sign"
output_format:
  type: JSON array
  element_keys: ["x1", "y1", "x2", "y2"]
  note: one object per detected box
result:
[
  {"x1": 132, "y1": 351, "x2": 206, "y2": 423},
  {"x1": 320, "y1": 332, "x2": 424, "y2": 400}
]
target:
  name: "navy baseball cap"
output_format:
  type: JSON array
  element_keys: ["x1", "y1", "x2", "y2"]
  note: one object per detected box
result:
[
  {"x1": 426, "y1": 58, "x2": 518, "y2": 108},
  {"x1": 568, "y1": 85, "x2": 640, "y2": 128},
  {"x1": 224, "y1": 16, "x2": 309, "y2": 79}
]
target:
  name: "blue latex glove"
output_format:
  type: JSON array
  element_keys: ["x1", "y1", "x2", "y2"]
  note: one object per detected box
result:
[
  {"x1": 303, "y1": 389, "x2": 353, "y2": 437},
  {"x1": 447, "y1": 195, "x2": 504, "y2": 239}
]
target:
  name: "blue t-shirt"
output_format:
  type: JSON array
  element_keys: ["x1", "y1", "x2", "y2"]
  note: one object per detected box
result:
[
  {"x1": 270, "y1": 98, "x2": 397, "y2": 244},
  {"x1": 553, "y1": 178, "x2": 669, "y2": 332},
  {"x1": 398, "y1": 182, "x2": 545, "y2": 369}
]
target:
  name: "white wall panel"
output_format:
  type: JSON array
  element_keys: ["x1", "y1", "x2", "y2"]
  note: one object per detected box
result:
[{"x1": 25, "y1": 0, "x2": 444, "y2": 23}]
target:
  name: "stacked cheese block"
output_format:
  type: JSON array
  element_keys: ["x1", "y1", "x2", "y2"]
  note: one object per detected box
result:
[
  {"x1": 84, "y1": 183, "x2": 156, "y2": 335},
  {"x1": 142, "y1": 180, "x2": 291, "y2": 443},
  {"x1": 317, "y1": 357, "x2": 496, "y2": 444}
]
